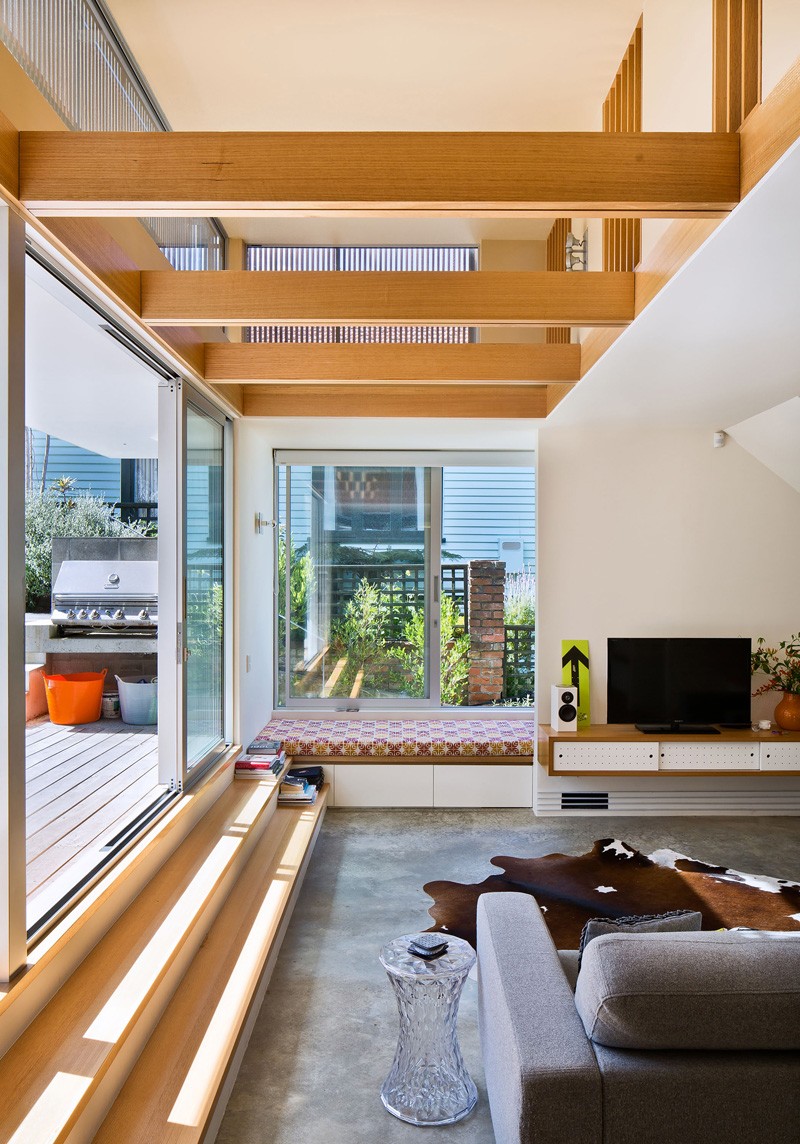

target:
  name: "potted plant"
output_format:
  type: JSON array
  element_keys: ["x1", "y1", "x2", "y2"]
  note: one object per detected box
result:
[{"x1": 751, "y1": 634, "x2": 800, "y2": 730}]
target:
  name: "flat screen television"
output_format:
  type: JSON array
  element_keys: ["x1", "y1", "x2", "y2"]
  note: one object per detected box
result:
[{"x1": 607, "y1": 637, "x2": 752, "y2": 731}]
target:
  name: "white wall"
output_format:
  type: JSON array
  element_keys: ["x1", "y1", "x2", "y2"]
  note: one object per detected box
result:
[
  {"x1": 640, "y1": 0, "x2": 713, "y2": 262},
  {"x1": 536, "y1": 424, "x2": 800, "y2": 726},
  {"x1": 762, "y1": 0, "x2": 800, "y2": 100},
  {"x1": 235, "y1": 417, "x2": 538, "y2": 745}
]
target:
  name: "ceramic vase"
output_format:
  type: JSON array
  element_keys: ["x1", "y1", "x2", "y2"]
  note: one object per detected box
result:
[{"x1": 774, "y1": 691, "x2": 800, "y2": 731}]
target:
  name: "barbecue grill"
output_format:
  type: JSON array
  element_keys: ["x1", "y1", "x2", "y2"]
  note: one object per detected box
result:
[{"x1": 51, "y1": 560, "x2": 158, "y2": 632}]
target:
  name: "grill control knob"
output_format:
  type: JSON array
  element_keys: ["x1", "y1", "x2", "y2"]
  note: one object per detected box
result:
[
  {"x1": 67, "y1": 609, "x2": 76, "y2": 620},
  {"x1": 90, "y1": 609, "x2": 100, "y2": 621},
  {"x1": 138, "y1": 608, "x2": 149, "y2": 621},
  {"x1": 114, "y1": 608, "x2": 125, "y2": 620},
  {"x1": 77, "y1": 609, "x2": 88, "y2": 620}
]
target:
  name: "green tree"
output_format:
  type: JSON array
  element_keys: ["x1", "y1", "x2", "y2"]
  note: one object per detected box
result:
[
  {"x1": 394, "y1": 595, "x2": 470, "y2": 705},
  {"x1": 25, "y1": 490, "x2": 152, "y2": 612},
  {"x1": 277, "y1": 527, "x2": 315, "y2": 694}
]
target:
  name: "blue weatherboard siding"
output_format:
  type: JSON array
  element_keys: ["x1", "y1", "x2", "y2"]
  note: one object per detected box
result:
[
  {"x1": 30, "y1": 430, "x2": 121, "y2": 501},
  {"x1": 443, "y1": 468, "x2": 535, "y2": 571},
  {"x1": 280, "y1": 465, "x2": 535, "y2": 571}
]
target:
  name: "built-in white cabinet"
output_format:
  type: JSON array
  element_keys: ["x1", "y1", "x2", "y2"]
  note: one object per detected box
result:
[
  {"x1": 433, "y1": 765, "x2": 532, "y2": 807},
  {"x1": 659, "y1": 743, "x2": 759, "y2": 771},
  {"x1": 553, "y1": 742, "x2": 657, "y2": 771},
  {"x1": 541, "y1": 725, "x2": 800, "y2": 775},
  {"x1": 760, "y1": 743, "x2": 800, "y2": 771},
  {"x1": 324, "y1": 763, "x2": 533, "y2": 808}
]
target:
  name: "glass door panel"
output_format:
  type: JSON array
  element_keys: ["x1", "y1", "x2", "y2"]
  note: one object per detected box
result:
[
  {"x1": 185, "y1": 404, "x2": 225, "y2": 766},
  {"x1": 283, "y1": 464, "x2": 430, "y2": 704}
]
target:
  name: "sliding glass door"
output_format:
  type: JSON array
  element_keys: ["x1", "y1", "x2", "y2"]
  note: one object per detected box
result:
[{"x1": 185, "y1": 401, "x2": 227, "y2": 768}]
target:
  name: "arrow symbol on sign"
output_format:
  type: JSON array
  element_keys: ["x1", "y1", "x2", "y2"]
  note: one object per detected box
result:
[{"x1": 562, "y1": 644, "x2": 589, "y2": 691}]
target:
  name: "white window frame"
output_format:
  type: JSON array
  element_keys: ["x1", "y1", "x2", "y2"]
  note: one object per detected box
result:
[{"x1": 0, "y1": 229, "x2": 235, "y2": 971}]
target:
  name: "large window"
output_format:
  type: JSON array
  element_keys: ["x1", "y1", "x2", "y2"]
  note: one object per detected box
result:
[{"x1": 275, "y1": 454, "x2": 535, "y2": 710}]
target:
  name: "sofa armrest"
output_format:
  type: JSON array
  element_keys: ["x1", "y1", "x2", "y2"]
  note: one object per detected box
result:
[{"x1": 477, "y1": 893, "x2": 602, "y2": 1144}]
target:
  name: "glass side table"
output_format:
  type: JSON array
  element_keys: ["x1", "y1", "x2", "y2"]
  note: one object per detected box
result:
[{"x1": 379, "y1": 933, "x2": 478, "y2": 1126}]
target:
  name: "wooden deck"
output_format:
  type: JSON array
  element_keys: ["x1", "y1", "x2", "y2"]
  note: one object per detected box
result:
[{"x1": 26, "y1": 716, "x2": 163, "y2": 925}]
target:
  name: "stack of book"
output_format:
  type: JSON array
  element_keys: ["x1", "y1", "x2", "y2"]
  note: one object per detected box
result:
[
  {"x1": 277, "y1": 766, "x2": 324, "y2": 805},
  {"x1": 234, "y1": 739, "x2": 286, "y2": 780}
]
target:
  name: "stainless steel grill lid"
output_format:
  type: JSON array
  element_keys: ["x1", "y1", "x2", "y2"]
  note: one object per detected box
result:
[
  {"x1": 52, "y1": 560, "x2": 158, "y2": 628},
  {"x1": 53, "y1": 560, "x2": 157, "y2": 600}
]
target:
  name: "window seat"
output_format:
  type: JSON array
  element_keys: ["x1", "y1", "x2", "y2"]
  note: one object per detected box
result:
[
  {"x1": 252, "y1": 719, "x2": 536, "y2": 807},
  {"x1": 255, "y1": 717, "x2": 536, "y2": 758}
]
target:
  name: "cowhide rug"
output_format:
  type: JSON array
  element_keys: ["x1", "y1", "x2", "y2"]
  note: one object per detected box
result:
[{"x1": 423, "y1": 838, "x2": 800, "y2": 949}]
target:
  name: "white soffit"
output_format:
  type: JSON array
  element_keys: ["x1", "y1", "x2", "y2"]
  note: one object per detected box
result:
[
  {"x1": 25, "y1": 259, "x2": 159, "y2": 458},
  {"x1": 551, "y1": 137, "x2": 800, "y2": 430},
  {"x1": 727, "y1": 397, "x2": 800, "y2": 493},
  {"x1": 106, "y1": 0, "x2": 643, "y2": 132}
]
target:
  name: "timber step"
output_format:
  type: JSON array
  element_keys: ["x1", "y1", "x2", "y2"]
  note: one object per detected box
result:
[
  {"x1": 94, "y1": 785, "x2": 329, "y2": 1143},
  {"x1": 0, "y1": 769, "x2": 308, "y2": 1144}
]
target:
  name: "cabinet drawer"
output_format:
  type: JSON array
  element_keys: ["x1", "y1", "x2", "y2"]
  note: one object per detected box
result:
[
  {"x1": 553, "y1": 743, "x2": 658, "y2": 772},
  {"x1": 659, "y1": 743, "x2": 759, "y2": 771},
  {"x1": 332, "y1": 764, "x2": 433, "y2": 807},
  {"x1": 760, "y1": 743, "x2": 800, "y2": 771},
  {"x1": 433, "y1": 765, "x2": 532, "y2": 807}
]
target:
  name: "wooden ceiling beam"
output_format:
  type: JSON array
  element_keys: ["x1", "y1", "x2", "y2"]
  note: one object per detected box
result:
[
  {"x1": 19, "y1": 131, "x2": 739, "y2": 217},
  {"x1": 238, "y1": 383, "x2": 548, "y2": 418},
  {"x1": 204, "y1": 342, "x2": 580, "y2": 384},
  {"x1": 140, "y1": 269, "x2": 634, "y2": 327}
]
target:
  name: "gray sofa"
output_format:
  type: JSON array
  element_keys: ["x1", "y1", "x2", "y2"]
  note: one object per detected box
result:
[{"x1": 476, "y1": 892, "x2": 800, "y2": 1144}]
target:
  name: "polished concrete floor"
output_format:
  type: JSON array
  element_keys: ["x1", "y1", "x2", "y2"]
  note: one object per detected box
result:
[{"x1": 217, "y1": 809, "x2": 800, "y2": 1144}]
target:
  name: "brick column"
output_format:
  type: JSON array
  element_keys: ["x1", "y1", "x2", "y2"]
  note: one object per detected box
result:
[{"x1": 467, "y1": 560, "x2": 506, "y2": 706}]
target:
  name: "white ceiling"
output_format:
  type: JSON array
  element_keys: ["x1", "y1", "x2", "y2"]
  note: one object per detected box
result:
[
  {"x1": 26, "y1": 258, "x2": 159, "y2": 457},
  {"x1": 110, "y1": 0, "x2": 642, "y2": 246},
  {"x1": 108, "y1": 0, "x2": 642, "y2": 132},
  {"x1": 551, "y1": 137, "x2": 800, "y2": 436},
  {"x1": 225, "y1": 216, "x2": 556, "y2": 247}
]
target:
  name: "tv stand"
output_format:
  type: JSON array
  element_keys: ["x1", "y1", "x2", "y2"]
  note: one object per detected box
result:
[
  {"x1": 635, "y1": 722, "x2": 720, "y2": 735},
  {"x1": 537, "y1": 723, "x2": 800, "y2": 775}
]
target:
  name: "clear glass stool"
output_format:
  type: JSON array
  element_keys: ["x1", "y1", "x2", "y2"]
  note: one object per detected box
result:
[{"x1": 379, "y1": 933, "x2": 478, "y2": 1126}]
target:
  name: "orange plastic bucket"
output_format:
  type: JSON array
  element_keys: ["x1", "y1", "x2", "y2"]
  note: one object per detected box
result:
[{"x1": 43, "y1": 669, "x2": 107, "y2": 725}]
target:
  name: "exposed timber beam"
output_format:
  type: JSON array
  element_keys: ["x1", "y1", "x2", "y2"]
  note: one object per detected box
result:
[
  {"x1": 740, "y1": 55, "x2": 800, "y2": 197},
  {"x1": 140, "y1": 270, "x2": 634, "y2": 327},
  {"x1": 237, "y1": 384, "x2": 548, "y2": 418},
  {"x1": 204, "y1": 342, "x2": 580, "y2": 384},
  {"x1": 18, "y1": 131, "x2": 739, "y2": 217},
  {"x1": 0, "y1": 108, "x2": 18, "y2": 200}
]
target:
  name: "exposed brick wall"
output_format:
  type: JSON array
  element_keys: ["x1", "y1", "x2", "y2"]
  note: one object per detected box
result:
[{"x1": 467, "y1": 560, "x2": 505, "y2": 706}]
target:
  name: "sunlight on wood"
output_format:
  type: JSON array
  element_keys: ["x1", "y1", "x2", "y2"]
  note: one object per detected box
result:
[
  {"x1": 83, "y1": 836, "x2": 241, "y2": 1045},
  {"x1": 167, "y1": 879, "x2": 288, "y2": 1127},
  {"x1": 7, "y1": 1070, "x2": 92, "y2": 1144}
]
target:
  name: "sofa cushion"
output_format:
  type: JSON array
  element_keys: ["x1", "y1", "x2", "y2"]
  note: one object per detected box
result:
[
  {"x1": 575, "y1": 930, "x2": 800, "y2": 1050},
  {"x1": 557, "y1": 949, "x2": 580, "y2": 991},
  {"x1": 578, "y1": 908, "x2": 702, "y2": 965}
]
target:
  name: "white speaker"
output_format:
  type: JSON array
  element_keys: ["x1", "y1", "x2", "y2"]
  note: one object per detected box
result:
[{"x1": 551, "y1": 684, "x2": 578, "y2": 732}]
